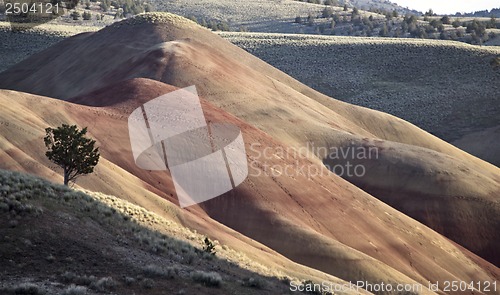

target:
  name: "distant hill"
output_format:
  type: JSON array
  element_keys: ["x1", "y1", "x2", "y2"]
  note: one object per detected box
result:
[
  {"x1": 454, "y1": 7, "x2": 500, "y2": 17},
  {"x1": 223, "y1": 33, "x2": 500, "y2": 146},
  {"x1": 2, "y1": 0, "x2": 497, "y2": 46},
  {"x1": 148, "y1": 0, "x2": 421, "y2": 32},
  {"x1": 343, "y1": 0, "x2": 420, "y2": 15}
]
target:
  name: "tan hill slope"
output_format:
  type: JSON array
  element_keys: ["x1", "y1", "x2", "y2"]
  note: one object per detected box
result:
[
  {"x1": 0, "y1": 78, "x2": 498, "y2": 294},
  {"x1": 0, "y1": 12, "x2": 498, "y2": 291},
  {"x1": 0, "y1": 88, "x2": 365, "y2": 295}
]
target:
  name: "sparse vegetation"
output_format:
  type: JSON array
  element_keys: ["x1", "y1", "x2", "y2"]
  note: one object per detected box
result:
[
  {"x1": 190, "y1": 271, "x2": 222, "y2": 287},
  {"x1": 242, "y1": 277, "x2": 266, "y2": 289},
  {"x1": 140, "y1": 278, "x2": 155, "y2": 289},
  {"x1": 90, "y1": 277, "x2": 116, "y2": 292},
  {"x1": 143, "y1": 264, "x2": 178, "y2": 279},
  {"x1": 60, "y1": 272, "x2": 97, "y2": 286},
  {"x1": 289, "y1": 4, "x2": 499, "y2": 44},
  {"x1": 0, "y1": 169, "x2": 306, "y2": 294}
]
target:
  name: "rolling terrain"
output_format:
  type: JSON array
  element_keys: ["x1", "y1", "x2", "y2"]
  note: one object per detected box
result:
[
  {"x1": 223, "y1": 32, "x2": 500, "y2": 165},
  {"x1": 0, "y1": 12, "x2": 499, "y2": 294},
  {"x1": 2, "y1": 22, "x2": 498, "y2": 166}
]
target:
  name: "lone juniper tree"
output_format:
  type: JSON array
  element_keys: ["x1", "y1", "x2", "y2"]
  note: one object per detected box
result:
[{"x1": 44, "y1": 124, "x2": 100, "y2": 186}]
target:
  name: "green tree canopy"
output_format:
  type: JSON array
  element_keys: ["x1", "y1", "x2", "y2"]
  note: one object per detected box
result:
[{"x1": 44, "y1": 124, "x2": 100, "y2": 186}]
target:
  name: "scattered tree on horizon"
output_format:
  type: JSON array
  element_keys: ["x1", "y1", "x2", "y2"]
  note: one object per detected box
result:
[
  {"x1": 330, "y1": 19, "x2": 336, "y2": 29},
  {"x1": 379, "y1": 23, "x2": 388, "y2": 37},
  {"x1": 82, "y1": 11, "x2": 92, "y2": 20},
  {"x1": 70, "y1": 11, "x2": 81, "y2": 20},
  {"x1": 441, "y1": 15, "x2": 450, "y2": 24},
  {"x1": 290, "y1": 4, "x2": 494, "y2": 45},
  {"x1": 44, "y1": 124, "x2": 100, "y2": 186},
  {"x1": 352, "y1": 7, "x2": 359, "y2": 16},
  {"x1": 322, "y1": 6, "x2": 334, "y2": 18},
  {"x1": 323, "y1": 0, "x2": 338, "y2": 6},
  {"x1": 424, "y1": 9, "x2": 436, "y2": 17},
  {"x1": 307, "y1": 13, "x2": 314, "y2": 26}
]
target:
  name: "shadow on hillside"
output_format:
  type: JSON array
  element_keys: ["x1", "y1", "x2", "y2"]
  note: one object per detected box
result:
[{"x1": 0, "y1": 169, "x2": 307, "y2": 295}]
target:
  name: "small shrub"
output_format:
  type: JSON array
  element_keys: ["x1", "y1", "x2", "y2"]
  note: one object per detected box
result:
[
  {"x1": 82, "y1": 11, "x2": 92, "y2": 20},
  {"x1": 183, "y1": 250, "x2": 197, "y2": 264},
  {"x1": 59, "y1": 272, "x2": 96, "y2": 286},
  {"x1": 60, "y1": 271, "x2": 77, "y2": 283},
  {"x1": 322, "y1": 7, "x2": 333, "y2": 18},
  {"x1": 203, "y1": 237, "x2": 216, "y2": 255},
  {"x1": 242, "y1": 277, "x2": 266, "y2": 289},
  {"x1": 143, "y1": 264, "x2": 177, "y2": 279},
  {"x1": 123, "y1": 276, "x2": 135, "y2": 286},
  {"x1": 70, "y1": 11, "x2": 81, "y2": 21},
  {"x1": 45, "y1": 254, "x2": 55, "y2": 263},
  {"x1": 140, "y1": 278, "x2": 154, "y2": 289},
  {"x1": 0, "y1": 202, "x2": 10, "y2": 211},
  {"x1": 62, "y1": 285, "x2": 87, "y2": 295},
  {"x1": 8, "y1": 219, "x2": 18, "y2": 228},
  {"x1": 190, "y1": 271, "x2": 222, "y2": 287},
  {"x1": 90, "y1": 277, "x2": 116, "y2": 291}
]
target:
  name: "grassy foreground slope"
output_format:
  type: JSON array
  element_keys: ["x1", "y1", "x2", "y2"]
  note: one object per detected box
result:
[
  {"x1": 222, "y1": 32, "x2": 500, "y2": 142},
  {"x1": 0, "y1": 169, "x2": 348, "y2": 295}
]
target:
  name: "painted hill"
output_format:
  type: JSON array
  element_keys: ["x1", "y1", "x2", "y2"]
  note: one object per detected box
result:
[
  {"x1": 2, "y1": 78, "x2": 498, "y2": 294},
  {"x1": 0, "y1": 12, "x2": 498, "y2": 292},
  {"x1": 2, "y1": 23, "x2": 499, "y2": 169}
]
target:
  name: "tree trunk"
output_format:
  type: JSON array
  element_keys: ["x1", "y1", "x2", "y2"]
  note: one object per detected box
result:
[{"x1": 63, "y1": 169, "x2": 69, "y2": 186}]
